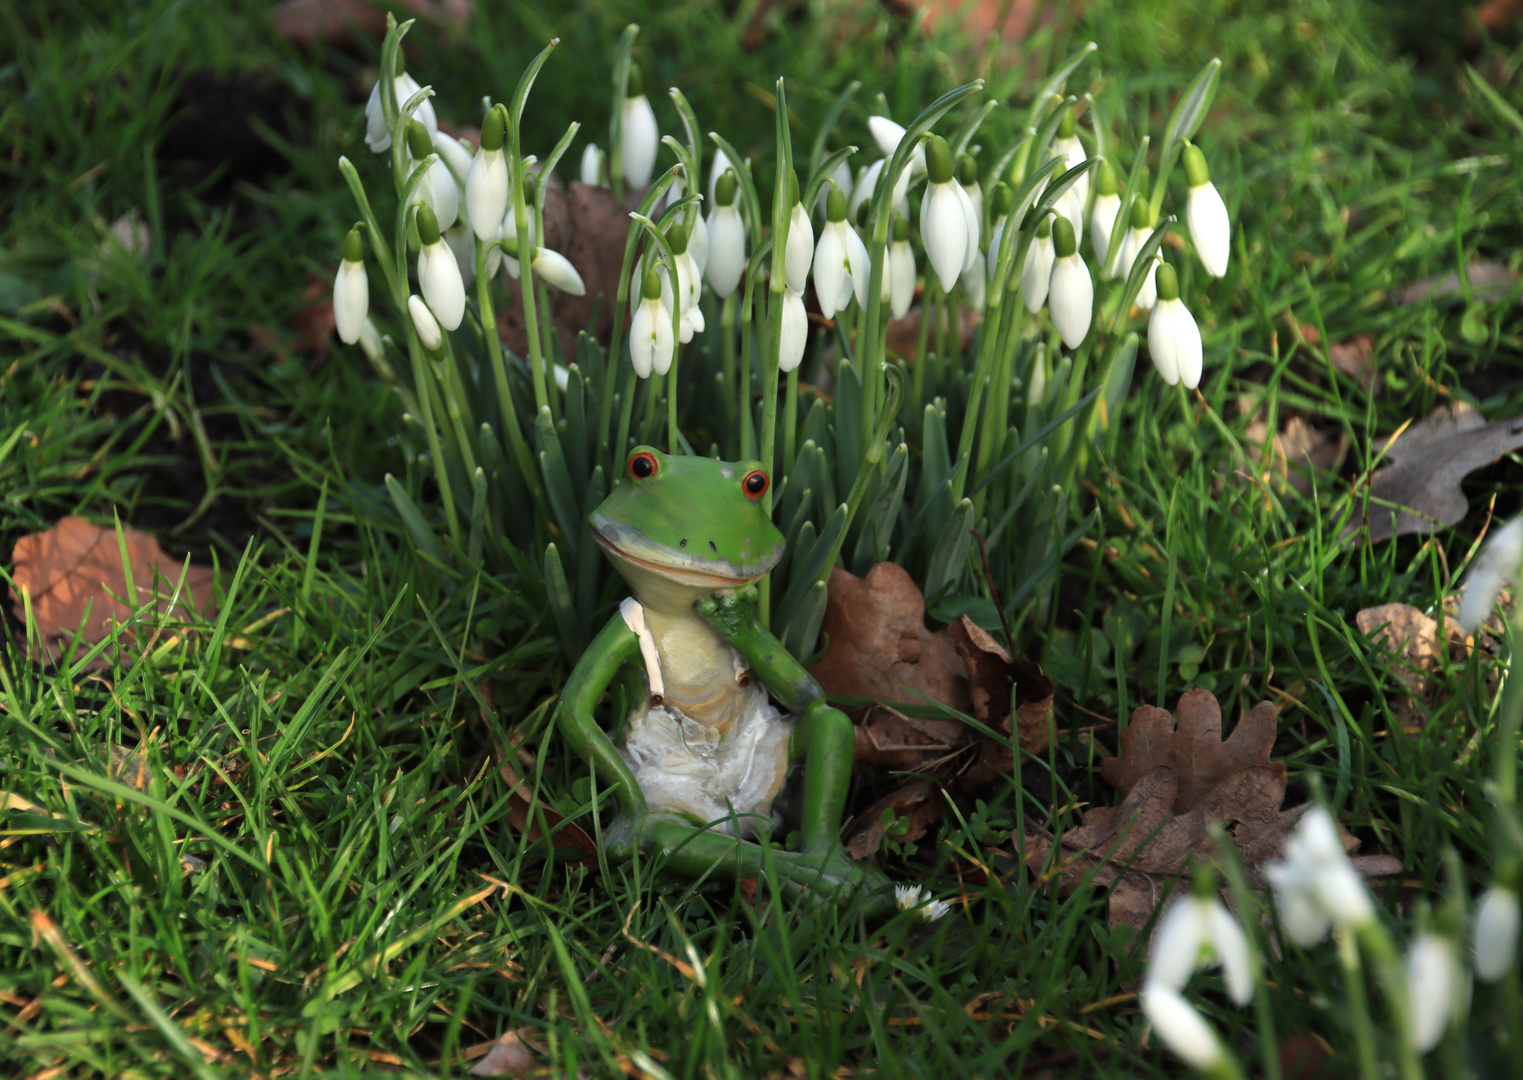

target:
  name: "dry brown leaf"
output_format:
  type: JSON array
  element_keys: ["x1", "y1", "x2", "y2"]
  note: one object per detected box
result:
[
  {"x1": 852, "y1": 704, "x2": 966, "y2": 770},
  {"x1": 468, "y1": 1029, "x2": 537, "y2": 1077},
  {"x1": 810, "y1": 563, "x2": 972, "y2": 712},
  {"x1": 1395, "y1": 260, "x2": 1521, "y2": 305},
  {"x1": 1279, "y1": 1033, "x2": 1334, "y2": 1080},
  {"x1": 943, "y1": 615, "x2": 1054, "y2": 790},
  {"x1": 1328, "y1": 334, "x2": 1378, "y2": 391},
  {"x1": 494, "y1": 738, "x2": 596, "y2": 863},
  {"x1": 845, "y1": 778, "x2": 941, "y2": 859},
  {"x1": 10, "y1": 517, "x2": 217, "y2": 667},
  {"x1": 1355, "y1": 603, "x2": 1441, "y2": 697},
  {"x1": 1244, "y1": 416, "x2": 1348, "y2": 498},
  {"x1": 1342, "y1": 403, "x2": 1523, "y2": 544}
]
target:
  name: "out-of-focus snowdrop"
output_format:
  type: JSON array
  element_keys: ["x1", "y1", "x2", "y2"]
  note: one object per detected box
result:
[
  {"x1": 405, "y1": 120, "x2": 458, "y2": 232},
  {"x1": 888, "y1": 216, "x2": 916, "y2": 320},
  {"x1": 1183, "y1": 141, "x2": 1230, "y2": 278},
  {"x1": 619, "y1": 65, "x2": 659, "y2": 189},
  {"x1": 1458, "y1": 517, "x2": 1523, "y2": 633},
  {"x1": 1020, "y1": 216, "x2": 1054, "y2": 313},
  {"x1": 1090, "y1": 160, "x2": 1122, "y2": 267},
  {"x1": 580, "y1": 142, "x2": 606, "y2": 187},
  {"x1": 365, "y1": 54, "x2": 435, "y2": 154}
]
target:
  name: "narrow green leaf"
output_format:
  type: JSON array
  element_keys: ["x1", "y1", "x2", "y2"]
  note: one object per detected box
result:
[{"x1": 385, "y1": 474, "x2": 448, "y2": 564}]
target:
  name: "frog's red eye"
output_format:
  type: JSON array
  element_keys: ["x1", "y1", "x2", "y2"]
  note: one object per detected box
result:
[
  {"x1": 628, "y1": 451, "x2": 658, "y2": 480},
  {"x1": 742, "y1": 470, "x2": 769, "y2": 499}
]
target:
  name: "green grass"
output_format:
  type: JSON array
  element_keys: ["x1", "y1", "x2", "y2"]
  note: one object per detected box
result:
[{"x1": 2, "y1": 0, "x2": 1523, "y2": 1075}]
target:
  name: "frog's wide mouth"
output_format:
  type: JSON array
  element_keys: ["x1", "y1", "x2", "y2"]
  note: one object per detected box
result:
[{"x1": 590, "y1": 514, "x2": 779, "y2": 587}]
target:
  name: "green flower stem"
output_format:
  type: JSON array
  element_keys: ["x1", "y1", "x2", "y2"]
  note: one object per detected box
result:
[
  {"x1": 1337, "y1": 929, "x2": 1381, "y2": 1080},
  {"x1": 509, "y1": 172, "x2": 550, "y2": 417},
  {"x1": 740, "y1": 269, "x2": 761, "y2": 461},
  {"x1": 667, "y1": 355, "x2": 679, "y2": 453},
  {"x1": 1496, "y1": 595, "x2": 1523, "y2": 807},
  {"x1": 476, "y1": 240, "x2": 541, "y2": 506},
  {"x1": 433, "y1": 337, "x2": 479, "y2": 477},
  {"x1": 537, "y1": 276, "x2": 560, "y2": 422},
  {"x1": 337, "y1": 159, "x2": 400, "y2": 307},
  {"x1": 783, "y1": 367, "x2": 799, "y2": 486},
  {"x1": 409, "y1": 332, "x2": 460, "y2": 544},
  {"x1": 720, "y1": 293, "x2": 738, "y2": 432},
  {"x1": 613, "y1": 361, "x2": 638, "y2": 467}
]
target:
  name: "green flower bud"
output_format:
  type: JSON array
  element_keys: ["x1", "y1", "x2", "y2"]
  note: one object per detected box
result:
[
  {"x1": 716, "y1": 169, "x2": 738, "y2": 207},
  {"x1": 1036, "y1": 215, "x2": 1051, "y2": 238},
  {"x1": 1052, "y1": 215, "x2": 1076, "y2": 258},
  {"x1": 1182, "y1": 142, "x2": 1211, "y2": 188},
  {"x1": 925, "y1": 135, "x2": 953, "y2": 184},
  {"x1": 856, "y1": 199, "x2": 871, "y2": 229},
  {"x1": 1155, "y1": 262, "x2": 1180, "y2": 302},
  {"x1": 406, "y1": 118, "x2": 432, "y2": 161},
  {"x1": 1096, "y1": 159, "x2": 1119, "y2": 196},
  {"x1": 642, "y1": 268, "x2": 662, "y2": 301},
  {"x1": 990, "y1": 181, "x2": 1014, "y2": 217},
  {"x1": 825, "y1": 187, "x2": 848, "y2": 223},
  {"x1": 1129, "y1": 197, "x2": 1152, "y2": 229},
  {"x1": 343, "y1": 226, "x2": 364, "y2": 263},
  {"x1": 1058, "y1": 106, "x2": 1077, "y2": 139},
  {"x1": 786, "y1": 168, "x2": 800, "y2": 207},
  {"x1": 480, "y1": 106, "x2": 507, "y2": 153},
  {"x1": 626, "y1": 64, "x2": 644, "y2": 98},
  {"x1": 416, "y1": 203, "x2": 442, "y2": 246},
  {"x1": 666, "y1": 221, "x2": 689, "y2": 254},
  {"x1": 499, "y1": 235, "x2": 520, "y2": 259},
  {"x1": 523, "y1": 172, "x2": 538, "y2": 200},
  {"x1": 394, "y1": 50, "x2": 406, "y2": 77},
  {"x1": 956, "y1": 153, "x2": 978, "y2": 187},
  {"x1": 892, "y1": 214, "x2": 909, "y2": 242}
]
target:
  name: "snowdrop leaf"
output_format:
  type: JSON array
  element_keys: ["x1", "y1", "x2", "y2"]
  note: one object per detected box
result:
[
  {"x1": 1159, "y1": 58, "x2": 1222, "y2": 171},
  {"x1": 1118, "y1": 216, "x2": 1174, "y2": 314},
  {"x1": 1027, "y1": 41, "x2": 1097, "y2": 129},
  {"x1": 510, "y1": 38, "x2": 559, "y2": 134},
  {"x1": 808, "y1": 80, "x2": 860, "y2": 176},
  {"x1": 803, "y1": 144, "x2": 858, "y2": 220}
]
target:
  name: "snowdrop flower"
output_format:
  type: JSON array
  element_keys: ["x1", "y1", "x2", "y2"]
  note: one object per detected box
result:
[
  {"x1": 466, "y1": 107, "x2": 509, "y2": 242},
  {"x1": 665, "y1": 173, "x2": 709, "y2": 276},
  {"x1": 813, "y1": 187, "x2": 871, "y2": 319},
  {"x1": 816, "y1": 155, "x2": 853, "y2": 217},
  {"x1": 707, "y1": 145, "x2": 731, "y2": 206},
  {"x1": 1263, "y1": 806, "x2": 1375, "y2": 946},
  {"x1": 1020, "y1": 216, "x2": 1055, "y2": 314},
  {"x1": 705, "y1": 169, "x2": 746, "y2": 299},
  {"x1": 1047, "y1": 216, "x2": 1093, "y2": 350},
  {"x1": 445, "y1": 222, "x2": 475, "y2": 288},
  {"x1": 408, "y1": 294, "x2": 443, "y2": 351},
  {"x1": 1117, "y1": 198, "x2": 1160, "y2": 307},
  {"x1": 1183, "y1": 142, "x2": 1230, "y2": 278},
  {"x1": 1474, "y1": 885, "x2": 1521, "y2": 982},
  {"x1": 432, "y1": 130, "x2": 475, "y2": 188},
  {"x1": 954, "y1": 153, "x2": 982, "y2": 274},
  {"x1": 849, "y1": 158, "x2": 911, "y2": 224},
  {"x1": 415, "y1": 204, "x2": 464, "y2": 331},
  {"x1": 778, "y1": 288, "x2": 807, "y2": 373},
  {"x1": 1142, "y1": 986, "x2": 1228, "y2": 1071},
  {"x1": 1147, "y1": 264, "x2": 1203, "y2": 390},
  {"x1": 358, "y1": 317, "x2": 385, "y2": 365},
  {"x1": 531, "y1": 248, "x2": 585, "y2": 295},
  {"x1": 888, "y1": 215, "x2": 916, "y2": 320},
  {"x1": 580, "y1": 142, "x2": 605, "y2": 187},
  {"x1": 499, "y1": 174, "x2": 539, "y2": 280},
  {"x1": 985, "y1": 182, "x2": 1014, "y2": 284},
  {"x1": 868, "y1": 115, "x2": 926, "y2": 179},
  {"x1": 629, "y1": 270, "x2": 673, "y2": 378},
  {"x1": 783, "y1": 175, "x2": 813, "y2": 295},
  {"x1": 1090, "y1": 160, "x2": 1122, "y2": 267},
  {"x1": 619, "y1": 65, "x2": 659, "y2": 189},
  {"x1": 1406, "y1": 931, "x2": 1465, "y2": 1053},
  {"x1": 921, "y1": 136, "x2": 970, "y2": 292},
  {"x1": 1146, "y1": 892, "x2": 1254, "y2": 1006},
  {"x1": 1458, "y1": 516, "x2": 1523, "y2": 632},
  {"x1": 333, "y1": 227, "x2": 368, "y2": 346},
  {"x1": 364, "y1": 54, "x2": 435, "y2": 154},
  {"x1": 405, "y1": 120, "x2": 457, "y2": 232},
  {"x1": 1052, "y1": 107, "x2": 1089, "y2": 213},
  {"x1": 644, "y1": 222, "x2": 704, "y2": 343}
]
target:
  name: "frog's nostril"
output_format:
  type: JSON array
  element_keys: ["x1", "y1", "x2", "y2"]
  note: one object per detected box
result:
[
  {"x1": 679, "y1": 538, "x2": 688, "y2": 548},
  {"x1": 709, "y1": 540, "x2": 719, "y2": 553}
]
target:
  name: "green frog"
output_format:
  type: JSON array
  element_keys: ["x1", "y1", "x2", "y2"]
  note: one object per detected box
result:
[{"x1": 558, "y1": 446, "x2": 891, "y2": 911}]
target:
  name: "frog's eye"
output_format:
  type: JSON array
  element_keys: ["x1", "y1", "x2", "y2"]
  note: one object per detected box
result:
[
  {"x1": 628, "y1": 451, "x2": 659, "y2": 480},
  {"x1": 742, "y1": 470, "x2": 769, "y2": 499}
]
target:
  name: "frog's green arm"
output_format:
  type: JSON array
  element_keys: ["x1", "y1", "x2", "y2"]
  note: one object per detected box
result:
[
  {"x1": 697, "y1": 588, "x2": 853, "y2": 856},
  {"x1": 558, "y1": 612, "x2": 648, "y2": 817}
]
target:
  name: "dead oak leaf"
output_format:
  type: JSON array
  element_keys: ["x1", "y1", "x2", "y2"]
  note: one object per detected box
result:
[
  {"x1": 1100, "y1": 689, "x2": 1284, "y2": 814},
  {"x1": 10, "y1": 517, "x2": 217, "y2": 666},
  {"x1": 1328, "y1": 334, "x2": 1378, "y2": 392},
  {"x1": 494, "y1": 738, "x2": 595, "y2": 863},
  {"x1": 1245, "y1": 416, "x2": 1349, "y2": 499},
  {"x1": 468, "y1": 1029, "x2": 537, "y2": 1077},
  {"x1": 1355, "y1": 603, "x2": 1442, "y2": 697},
  {"x1": 1341, "y1": 403, "x2": 1523, "y2": 544},
  {"x1": 845, "y1": 778, "x2": 941, "y2": 859}
]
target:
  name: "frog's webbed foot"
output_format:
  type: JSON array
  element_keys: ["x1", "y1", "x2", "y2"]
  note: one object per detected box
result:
[{"x1": 695, "y1": 586, "x2": 759, "y2": 643}]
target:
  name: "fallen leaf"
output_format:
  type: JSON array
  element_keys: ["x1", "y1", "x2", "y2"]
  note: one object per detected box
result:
[
  {"x1": 810, "y1": 563, "x2": 972, "y2": 712},
  {"x1": 1355, "y1": 603, "x2": 1441, "y2": 697},
  {"x1": 468, "y1": 1029, "x2": 537, "y2": 1077},
  {"x1": 494, "y1": 737, "x2": 595, "y2": 862},
  {"x1": 1279, "y1": 1033, "x2": 1334, "y2": 1080},
  {"x1": 852, "y1": 703, "x2": 967, "y2": 771},
  {"x1": 1328, "y1": 334, "x2": 1378, "y2": 391},
  {"x1": 1342, "y1": 403, "x2": 1523, "y2": 544},
  {"x1": 1395, "y1": 260, "x2": 1521, "y2": 306},
  {"x1": 1244, "y1": 416, "x2": 1349, "y2": 498},
  {"x1": 943, "y1": 614, "x2": 1054, "y2": 790},
  {"x1": 845, "y1": 778, "x2": 941, "y2": 859},
  {"x1": 9, "y1": 517, "x2": 217, "y2": 667}
]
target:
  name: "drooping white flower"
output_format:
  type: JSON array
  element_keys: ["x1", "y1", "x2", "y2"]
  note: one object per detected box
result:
[
  {"x1": 778, "y1": 288, "x2": 807, "y2": 373},
  {"x1": 404, "y1": 120, "x2": 458, "y2": 233},
  {"x1": 445, "y1": 221, "x2": 476, "y2": 289},
  {"x1": 868, "y1": 115, "x2": 926, "y2": 179},
  {"x1": 580, "y1": 142, "x2": 605, "y2": 187},
  {"x1": 1263, "y1": 806, "x2": 1375, "y2": 946},
  {"x1": 705, "y1": 170, "x2": 746, "y2": 299},
  {"x1": 629, "y1": 270, "x2": 673, "y2": 378},
  {"x1": 954, "y1": 154, "x2": 982, "y2": 275},
  {"x1": 707, "y1": 145, "x2": 731, "y2": 207},
  {"x1": 1052, "y1": 107, "x2": 1090, "y2": 213},
  {"x1": 1090, "y1": 160, "x2": 1122, "y2": 268},
  {"x1": 415, "y1": 204, "x2": 464, "y2": 331},
  {"x1": 1047, "y1": 216, "x2": 1093, "y2": 350},
  {"x1": 812, "y1": 187, "x2": 871, "y2": 318},
  {"x1": 1147, "y1": 893, "x2": 1254, "y2": 1006},
  {"x1": 619, "y1": 66, "x2": 659, "y2": 189},
  {"x1": 784, "y1": 195, "x2": 813, "y2": 296},
  {"x1": 639, "y1": 223, "x2": 704, "y2": 344},
  {"x1": 1458, "y1": 517, "x2": 1523, "y2": 633},
  {"x1": 849, "y1": 158, "x2": 910, "y2": 224},
  {"x1": 1474, "y1": 886, "x2": 1521, "y2": 982},
  {"x1": 1406, "y1": 932, "x2": 1465, "y2": 1053},
  {"x1": 431, "y1": 130, "x2": 475, "y2": 188},
  {"x1": 364, "y1": 60, "x2": 436, "y2": 154},
  {"x1": 921, "y1": 136, "x2": 969, "y2": 292},
  {"x1": 1147, "y1": 263, "x2": 1203, "y2": 390},
  {"x1": 1183, "y1": 142, "x2": 1230, "y2": 278},
  {"x1": 466, "y1": 107, "x2": 509, "y2": 242},
  {"x1": 921, "y1": 898, "x2": 952, "y2": 923},
  {"x1": 1117, "y1": 198, "x2": 1160, "y2": 307},
  {"x1": 408, "y1": 294, "x2": 442, "y2": 351},
  {"x1": 888, "y1": 215, "x2": 916, "y2": 320},
  {"x1": 531, "y1": 248, "x2": 585, "y2": 295},
  {"x1": 815, "y1": 156, "x2": 853, "y2": 217},
  {"x1": 1020, "y1": 217, "x2": 1055, "y2": 313},
  {"x1": 333, "y1": 228, "x2": 368, "y2": 346},
  {"x1": 1142, "y1": 986, "x2": 1227, "y2": 1070},
  {"x1": 358, "y1": 317, "x2": 385, "y2": 365}
]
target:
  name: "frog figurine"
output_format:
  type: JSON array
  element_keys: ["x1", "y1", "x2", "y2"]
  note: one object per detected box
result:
[{"x1": 558, "y1": 445, "x2": 892, "y2": 911}]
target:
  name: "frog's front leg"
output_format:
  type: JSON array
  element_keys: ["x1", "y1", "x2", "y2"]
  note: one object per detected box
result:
[{"x1": 698, "y1": 589, "x2": 895, "y2": 913}]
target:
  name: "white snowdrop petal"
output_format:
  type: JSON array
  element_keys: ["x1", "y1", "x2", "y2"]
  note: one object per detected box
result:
[
  {"x1": 419, "y1": 241, "x2": 465, "y2": 330},
  {"x1": 1188, "y1": 181, "x2": 1231, "y2": 278},
  {"x1": 629, "y1": 299, "x2": 657, "y2": 378},
  {"x1": 1134, "y1": 256, "x2": 1160, "y2": 311},
  {"x1": 421, "y1": 159, "x2": 459, "y2": 232},
  {"x1": 845, "y1": 226, "x2": 873, "y2": 312},
  {"x1": 778, "y1": 289, "x2": 807, "y2": 372},
  {"x1": 333, "y1": 260, "x2": 368, "y2": 345},
  {"x1": 1207, "y1": 902, "x2": 1255, "y2": 1006},
  {"x1": 1142, "y1": 987, "x2": 1223, "y2": 1069},
  {"x1": 1147, "y1": 301, "x2": 1182, "y2": 386},
  {"x1": 652, "y1": 309, "x2": 676, "y2": 375},
  {"x1": 812, "y1": 226, "x2": 847, "y2": 319},
  {"x1": 705, "y1": 205, "x2": 746, "y2": 298},
  {"x1": 707, "y1": 146, "x2": 730, "y2": 206},
  {"x1": 959, "y1": 260, "x2": 985, "y2": 311},
  {"x1": 1407, "y1": 934, "x2": 1460, "y2": 1053},
  {"x1": 785, "y1": 204, "x2": 813, "y2": 295},
  {"x1": 1091, "y1": 194, "x2": 1120, "y2": 266},
  {"x1": 580, "y1": 143, "x2": 604, "y2": 186},
  {"x1": 444, "y1": 223, "x2": 475, "y2": 289},
  {"x1": 1460, "y1": 518, "x2": 1523, "y2": 632},
  {"x1": 956, "y1": 182, "x2": 981, "y2": 274},
  {"x1": 532, "y1": 248, "x2": 585, "y2": 295},
  {"x1": 1020, "y1": 235, "x2": 1054, "y2": 314},
  {"x1": 1048, "y1": 254, "x2": 1093, "y2": 350},
  {"x1": 889, "y1": 240, "x2": 916, "y2": 320},
  {"x1": 408, "y1": 295, "x2": 443, "y2": 351},
  {"x1": 365, "y1": 74, "x2": 437, "y2": 153},
  {"x1": 689, "y1": 213, "x2": 709, "y2": 276},
  {"x1": 1475, "y1": 887, "x2": 1521, "y2": 982},
  {"x1": 621, "y1": 95, "x2": 660, "y2": 189},
  {"x1": 466, "y1": 148, "x2": 509, "y2": 241},
  {"x1": 986, "y1": 219, "x2": 1005, "y2": 284},
  {"x1": 1057, "y1": 186, "x2": 1084, "y2": 251},
  {"x1": 1147, "y1": 900, "x2": 1206, "y2": 994},
  {"x1": 433, "y1": 131, "x2": 475, "y2": 187},
  {"x1": 922, "y1": 183, "x2": 969, "y2": 292}
]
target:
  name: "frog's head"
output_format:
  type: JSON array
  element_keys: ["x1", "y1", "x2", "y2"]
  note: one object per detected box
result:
[{"x1": 590, "y1": 446, "x2": 785, "y2": 590}]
